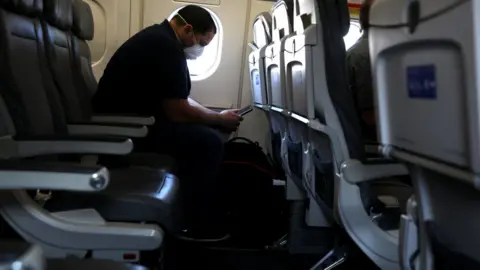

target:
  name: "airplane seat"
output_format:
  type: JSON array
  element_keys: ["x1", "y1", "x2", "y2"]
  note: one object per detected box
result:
[
  {"x1": 249, "y1": 12, "x2": 282, "y2": 165},
  {"x1": 293, "y1": 0, "x2": 413, "y2": 268},
  {"x1": 0, "y1": 0, "x2": 183, "y2": 260},
  {"x1": 248, "y1": 12, "x2": 271, "y2": 110},
  {"x1": 369, "y1": 0, "x2": 480, "y2": 269},
  {"x1": 281, "y1": 0, "x2": 337, "y2": 230},
  {"x1": 248, "y1": 12, "x2": 274, "y2": 129},
  {"x1": 40, "y1": 0, "x2": 177, "y2": 172},
  {"x1": 0, "y1": 158, "x2": 150, "y2": 270},
  {"x1": 264, "y1": 1, "x2": 307, "y2": 205},
  {"x1": 68, "y1": 0, "x2": 155, "y2": 127},
  {"x1": 34, "y1": 0, "x2": 184, "y2": 235},
  {"x1": 0, "y1": 241, "x2": 150, "y2": 269},
  {"x1": 70, "y1": 0, "x2": 97, "y2": 107}
]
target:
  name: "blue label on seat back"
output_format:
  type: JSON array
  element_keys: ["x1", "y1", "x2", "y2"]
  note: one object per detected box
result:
[
  {"x1": 255, "y1": 73, "x2": 260, "y2": 86},
  {"x1": 407, "y1": 65, "x2": 437, "y2": 99}
]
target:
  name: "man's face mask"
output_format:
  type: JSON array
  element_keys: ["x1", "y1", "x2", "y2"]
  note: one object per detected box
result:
[
  {"x1": 177, "y1": 14, "x2": 205, "y2": 60},
  {"x1": 184, "y1": 42, "x2": 204, "y2": 60}
]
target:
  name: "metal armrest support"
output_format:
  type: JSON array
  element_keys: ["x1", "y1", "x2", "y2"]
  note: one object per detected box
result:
[
  {"x1": 1, "y1": 192, "x2": 164, "y2": 253},
  {"x1": 0, "y1": 160, "x2": 109, "y2": 191},
  {"x1": 253, "y1": 104, "x2": 270, "y2": 111},
  {"x1": 68, "y1": 123, "x2": 148, "y2": 138},
  {"x1": 341, "y1": 159, "x2": 409, "y2": 184},
  {"x1": 270, "y1": 106, "x2": 291, "y2": 117},
  {"x1": 91, "y1": 114, "x2": 155, "y2": 126},
  {"x1": 0, "y1": 135, "x2": 133, "y2": 159}
]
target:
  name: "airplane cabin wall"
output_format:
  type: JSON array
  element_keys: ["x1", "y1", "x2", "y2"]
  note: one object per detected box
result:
[
  {"x1": 85, "y1": 0, "x2": 131, "y2": 80},
  {"x1": 86, "y1": 0, "x2": 273, "y2": 147}
]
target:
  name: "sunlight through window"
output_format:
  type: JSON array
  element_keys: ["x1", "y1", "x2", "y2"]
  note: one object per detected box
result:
[{"x1": 344, "y1": 21, "x2": 363, "y2": 50}]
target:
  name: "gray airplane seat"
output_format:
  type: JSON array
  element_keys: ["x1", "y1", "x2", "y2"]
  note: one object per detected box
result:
[
  {"x1": 281, "y1": 0, "x2": 338, "y2": 230},
  {"x1": 0, "y1": 160, "x2": 151, "y2": 269},
  {"x1": 248, "y1": 12, "x2": 272, "y2": 111},
  {"x1": 29, "y1": 0, "x2": 184, "y2": 234},
  {"x1": 40, "y1": 0, "x2": 176, "y2": 173},
  {"x1": 288, "y1": 0, "x2": 413, "y2": 268},
  {"x1": 0, "y1": 101, "x2": 163, "y2": 264},
  {"x1": 370, "y1": 0, "x2": 480, "y2": 269},
  {"x1": 0, "y1": 0, "x2": 182, "y2": 257},
  {"x1": 0, "y1": 241, "x2": 149, "y2": 270},
  {"x1": 69, "y1": 0, "x2": 154, "y2": 128},
  {"x1": 0, "y1": 242, "x2": 148, "y2": 270},
  {"x1": 68, "y1": 0, "x2": 157, "y2": 129},
  {"x1": 264, "y1": 1, "x2": 304, "y2": 204}
]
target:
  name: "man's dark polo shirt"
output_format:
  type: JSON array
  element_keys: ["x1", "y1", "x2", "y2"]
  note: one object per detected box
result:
[{"x1": 92, "y1": 20, "x2": 190, "y2": 122}]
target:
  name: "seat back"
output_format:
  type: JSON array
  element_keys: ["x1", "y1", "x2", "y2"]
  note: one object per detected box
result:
[
  {"x1": 290, "y1": 0, "x2": 405, "y2": 268},
  {"x1": 268, "y1": 0, "x2": 301, "y2": 187},
  {"x1": 271, "y1": 0, "x2": 292, "y2": 44},
  {"x1": 370, "y1": 0, "x2": 480, "y2": 269},
  {"x1": 266, "y1": 0, "x2": 293, "y2": 110},
  {"x1": 248, "y1": 12, "x2": 272, "y2": 108},
  {"x1": 280, "y1": 0, "x2": 337, "y2": 228},
  {"x1": 252, "y1": 12, "x2": 272, "y2": 49},
  {"x1": 71, "y1": 0, "x2": 96, "y2": 118},
  {"x1": 41, "y1": 0, "x2": 89, "y2": 123},
  {"x1": 309, "y1": 0, "x2": 359, "y2": 162},
  {"x1": 0, "y1": 0, "x2": 66, "y2": 137},
  {"x1": 283, "y1": 0, "x2": 316, "y2": 119}
]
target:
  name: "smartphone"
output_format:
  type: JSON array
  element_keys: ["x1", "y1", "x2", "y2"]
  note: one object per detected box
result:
[{"x1": 238, "y1": 105, "x2": 254, "y2": 116}]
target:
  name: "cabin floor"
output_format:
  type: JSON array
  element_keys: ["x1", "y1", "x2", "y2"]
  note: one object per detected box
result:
[{"x1": 162, "y1": 237, "x2": 380, "y2": 270}]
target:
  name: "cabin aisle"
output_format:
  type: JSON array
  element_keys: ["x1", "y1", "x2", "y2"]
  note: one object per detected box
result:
[{"x1": 162, "y1": 239, "x2": 380, "y2": 270}]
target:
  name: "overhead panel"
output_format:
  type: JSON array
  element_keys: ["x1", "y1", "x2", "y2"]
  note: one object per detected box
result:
[{"x1": 174, "y1": 0, "x2": 220, "y2": 6}]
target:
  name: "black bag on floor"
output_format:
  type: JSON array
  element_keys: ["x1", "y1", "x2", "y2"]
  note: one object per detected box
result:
[{"x1": 219, "y1": 137, "x2": 288, "y2": 246}]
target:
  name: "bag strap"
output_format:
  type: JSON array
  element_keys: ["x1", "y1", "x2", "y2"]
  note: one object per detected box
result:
[
  {"x1": 227, "y1": 137, "x2": 260, "y2": 147},
  {"x1": 226, "y1": 137, "x2": 281, "y2": 171}
]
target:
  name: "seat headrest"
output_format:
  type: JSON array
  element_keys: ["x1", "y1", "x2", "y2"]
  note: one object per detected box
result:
[
  {"x1": 43, "y1": 0, "x2": 72, "y2": 30},
  {"x1": 0, "y1": 0, "x2": 43, "y2": 17},
  {"x1": 337, "y1": 0, "x2": 350, "y2": 37},
  {"x1": 72, "y1": 0, "x2": 93, "y2": 40}
]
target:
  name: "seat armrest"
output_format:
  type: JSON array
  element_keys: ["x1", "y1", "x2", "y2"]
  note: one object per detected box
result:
[
  {"x1": 364, "y1": 142, "x2": 381, "y2": 155},
  {"x1": 0, "y1": 160, "x2": 109, "y2": 191},
  {"x1": 0, "y1": 135, "x2": 133, "y2": 159},
  {"x1": 68, "y1": 123, "x2": 148, "y2": 138},
  {"x1": 91, "y1": 114, "x2": 155, "y2": 126},
  {"x1": 341, "y1": 158, "x2": 409, "y2": 184}
]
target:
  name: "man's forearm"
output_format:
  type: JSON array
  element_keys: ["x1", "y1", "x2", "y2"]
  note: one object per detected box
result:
[
  {"x1": 188, "y1": 98, "x2": 216, "y2": 115},
  {"x1": 182, "y1": 98, "x2": 220, "y2": 125}
]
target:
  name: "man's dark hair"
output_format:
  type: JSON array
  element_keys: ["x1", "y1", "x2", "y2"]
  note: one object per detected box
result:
[
  {"x1": 359, "y1": 0, "x2": 373, "y2": 32},
  {"x1": 174, "y1": 5, "x2": 217, "y2": 35}
]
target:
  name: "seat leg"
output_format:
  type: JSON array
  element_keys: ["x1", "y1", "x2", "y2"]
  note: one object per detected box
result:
[{"x1": 309, "y1": 246, "x2": 348, "y2": 270}]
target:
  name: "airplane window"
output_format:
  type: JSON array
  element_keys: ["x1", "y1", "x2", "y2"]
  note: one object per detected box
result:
[
  {"x1": 344, "y1": 21, "x2": 363, "y2": 50},
  {"x1": 168, "y1": 7, "x2": 223, "y2": 81}
]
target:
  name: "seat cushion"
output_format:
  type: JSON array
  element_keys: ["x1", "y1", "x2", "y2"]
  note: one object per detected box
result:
[
  {"x1": 48, "y1": 259, "x2": 148, "y2": 270},
  {"x1": 98, "y1": 153, "x2": 177, "y2": 173},
  {"x1": 45, "y1": 166, "x2": 183, "y2": 233},
  {"x1": 128, "y1": 153, "x2": 176, "y2": 172}
]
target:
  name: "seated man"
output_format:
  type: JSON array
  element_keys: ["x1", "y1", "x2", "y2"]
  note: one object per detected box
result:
[{"x1": 92, "y1": 5, "x2": 242, "y2": 241}]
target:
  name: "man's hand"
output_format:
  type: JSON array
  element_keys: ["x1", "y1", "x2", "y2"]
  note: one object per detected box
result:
[{"x1": 217, "y1": 109, "x2": 243, "y2": 132}]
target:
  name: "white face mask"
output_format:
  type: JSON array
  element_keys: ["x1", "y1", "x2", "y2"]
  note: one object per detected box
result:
[{"x1": 184, "y1": 44, "x2": 204, "y2": 60}]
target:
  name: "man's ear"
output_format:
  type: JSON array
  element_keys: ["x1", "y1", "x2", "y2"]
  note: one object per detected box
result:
[{"x1": 184, "y1": 24, "x2": 194, "y2": 34}]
